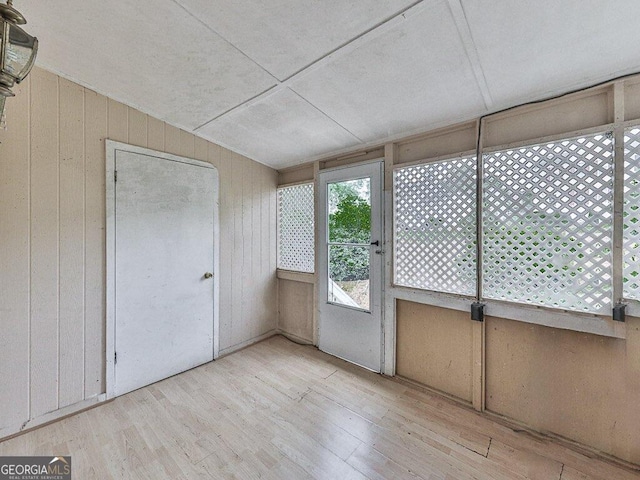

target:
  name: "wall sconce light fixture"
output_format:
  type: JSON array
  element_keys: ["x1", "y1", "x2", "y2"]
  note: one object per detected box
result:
[{"x1": 0, "y1": 0, "x2": 38, "y2": 123}]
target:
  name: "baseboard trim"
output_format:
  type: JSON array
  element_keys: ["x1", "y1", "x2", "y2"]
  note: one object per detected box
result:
[
  {"x1": 483, "y1": 409, "x2": 640, "y2": 474},
  {"x1": 218, "y1": 329, "x2": 278, "y2": 358},
  {"x1": 277, "y1": 330, "x2": 314, "y2": 346},
  {"x1": 0, "y1": 394, "x2": 108, "y2": 443}
]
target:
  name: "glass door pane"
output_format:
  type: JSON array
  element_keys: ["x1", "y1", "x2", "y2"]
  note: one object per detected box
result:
[
  {"x1": 329, "y1": 245, "x2": 370, "y2": 310},
  {"x1": 327, "y1": 178, "x2": 372, "y2": 311}
]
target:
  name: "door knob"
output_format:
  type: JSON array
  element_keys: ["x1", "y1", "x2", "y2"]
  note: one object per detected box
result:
[{"x1": 204, "y1": 272, "x2": 213, "y2": 279}]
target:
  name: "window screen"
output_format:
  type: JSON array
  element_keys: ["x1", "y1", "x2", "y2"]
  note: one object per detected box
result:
[
  {"x1": 624, "y1": 126, "x2": 640, "y2": 300},
  {"x1": 482, "y1": 133, "x2": 614, "y2": 314},
  {"x1": 394, "y1": 156, "x2": 477, "y2": 296},
  {"x1": 277, "y1": 183, "x2": 314, "y2": 273}
]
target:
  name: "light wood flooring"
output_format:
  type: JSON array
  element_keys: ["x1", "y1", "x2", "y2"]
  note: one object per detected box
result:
[{"x1": 1, "y1": 335, "x2": 638, "y2": 479}]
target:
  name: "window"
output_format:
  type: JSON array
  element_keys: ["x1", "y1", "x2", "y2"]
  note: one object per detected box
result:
[
  {"x1": 277, "y1": 183, "x2": 315, "y2": 273},
  {"x1": 394, "y1": 156, "x2": 477, "y2": 296},
  {"x1": 624, "y1": 126, "x2": 640, "y2": 300},
  {"x1": 482, "y1": 133, "x2": 614, "y2": 314}
]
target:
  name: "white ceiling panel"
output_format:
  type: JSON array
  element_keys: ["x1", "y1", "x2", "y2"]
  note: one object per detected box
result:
[
  {"x1": 19, "y1": 0, "x2": 277, "y2": 130},
  {"x1": 461, "y1": 0, "x2": 640, "y2": 107},
  {"x1": 290, "y1": 0, "x2": 487, "y2": 144},
  {"x1": 175, "y1": 0, "x2": 417, "y2": 81},
  {"x1": 15, "y1": 0, "x2": 640, "y2": 168},
  {"x1": 198, "y1": 88, "x2": 361, "y2": 168}
]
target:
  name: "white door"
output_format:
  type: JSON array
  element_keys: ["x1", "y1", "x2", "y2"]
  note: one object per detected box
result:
[
  {"x1": 318, "y1": 161, "x2": 384, "y2": 371},
  {"x1": 114, "y1": 150, "x2": 216, "y2": 396}
]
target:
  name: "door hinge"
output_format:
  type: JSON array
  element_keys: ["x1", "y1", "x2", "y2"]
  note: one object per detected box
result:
[
  {"x1": 114, "y1": 351, "x2": 117, "y2": 364},
  {"x1": 114, "y1": 170, "x2": 118, "y2": 182}
]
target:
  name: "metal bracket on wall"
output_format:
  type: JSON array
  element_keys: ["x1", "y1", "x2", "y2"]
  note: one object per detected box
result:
[
  {"x1": 612, "y1": 303, "x2": 626, "y2": 322},
  {"x1": 471, "y1": 302, "x2": 485, "y2": 322}
]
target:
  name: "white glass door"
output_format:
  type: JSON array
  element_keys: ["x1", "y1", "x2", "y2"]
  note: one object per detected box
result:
[{"x1": 318, "y1": 161, "x2": 383, "y2": 371}]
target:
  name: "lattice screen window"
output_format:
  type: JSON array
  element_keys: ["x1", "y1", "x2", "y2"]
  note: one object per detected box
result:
[
  {"x1": 623, "y1": 127, "x2": 640, "y2": 300},
  {"x1": 394, "y1": 156, "x2": 477, "y2": 296},
  {"x1": 277, "y1": 183, "x2": 315, "y2": 273},
  {"x1": 483, "y1": 133, "x2": 614, "y2": 314}
]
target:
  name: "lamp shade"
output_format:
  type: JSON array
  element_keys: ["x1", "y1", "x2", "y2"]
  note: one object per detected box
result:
[
  {"x1": 0, "y1": 1, "x2": 37, "y2": 122},
  {"x1": 0, "y1": 14, "x2": 37, "y2": 89},
  {"x1": 3, "y1": 22, "x2": 37, "y2": 82}
]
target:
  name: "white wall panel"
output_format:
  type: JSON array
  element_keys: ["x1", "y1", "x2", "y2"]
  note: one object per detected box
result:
[
  {"x1": 29, "y1": 69, "x2": 60, "y2": 419},
  {"x1": 0, "y1": 79, "x2": 30, "y2": 431}
]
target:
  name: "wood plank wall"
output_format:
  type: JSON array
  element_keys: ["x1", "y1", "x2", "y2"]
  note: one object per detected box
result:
[{"x1": 0, "y1": 67, "x2": 277, "y2": 435}]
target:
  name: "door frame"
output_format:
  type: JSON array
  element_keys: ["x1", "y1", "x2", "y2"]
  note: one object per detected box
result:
[
  {"x1": 105, "y1": 140, "x2": 220, "y2": 399},
  {"x1": 316, "y1": 159, "x2": 385, "y2": 372}
]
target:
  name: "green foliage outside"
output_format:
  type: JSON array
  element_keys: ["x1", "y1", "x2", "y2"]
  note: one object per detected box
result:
[{"x1": 328, "y1": 180, "x2": 371, "y2": 282}]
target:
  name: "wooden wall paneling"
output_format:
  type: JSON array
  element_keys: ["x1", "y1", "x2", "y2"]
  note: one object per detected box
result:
[
  {"x1": 259, "y1": 163, "x2": 277, "y2": 338},
  {"x1": 485, "y1": 315, "x2": 639, "y2": 465},
  {"x1": 396, "y1": 121, "x2": 477, "y2": 165},
  {"x1": 268, "y1": 168, "x2": 278, "y2": 333},
  {"x1": 179, "y1": 129, "x2": 195, "y2": 159},
  {"x1": 83, "y1": 90, "x2": 107, "y2": 399},
  {"x1": 622, "y1": 316, "x2": 640, "y2": 463},
  {"x1": 264, "y1": 165, "x2": 278, "y2": 336},
  {"x1": 624, "y1": 79, "x2": 640, "y2": 122},
  {"x1": 278, "y1": 280, "x2": 314, "y2": 342},
  {"x1": 242, "y1": 156, "x2": 254, "y2": 339},
  {"x1": 277, "y1": 163, "x2": 314, "y2": 185},
  {"x1": 194, "y1": 136, "x2": 208, "y2": 163},
  {"x1": 482, "y1": 88, "x2": 611, "y2": 149},
  {"x1": 207, "y1": 142, "x2": 222, "y2": 170},
  {"x1": 268, "y1": 169, "x2": 278, "y2": 302},
  {"x1": 230, "y1": 153, "x2": 244, "y2": 348},
  {"x1": 127, "y1": 108, "x2": 148, "y2": 148},
  {"x1": 58, "y1": 78, "x2": 86, "y2": 408},
  {"x1": 471, "y1": 320, "x2": 484, "y2": 411},
  {"x1": 251, "y1": 162, "x2": 263, "y2": 338},
  {"x1": 147, "y1": 116, "x2": 164, "y2": 152},
  {"x1": 217, "y1": 150, "x2": 233, "y2": 349},
  {"x1": 29, "y1": 68, "x2": 60, "y2": 418},
  {"x1": 0, "y1": 78, "x2": 30, "y2": 429},
  {"x1": 262, "y1": 164, "x2": 273, "y2": 338},
  {"x1": 107, "y1": 99, "x2": 128, "y2": 144},
  {"x1": 395, "y1": 301, "x2": 474, "y2": 403},
  {"x1": 164, "y1": 124, "x2": 181, "y2": 156}
]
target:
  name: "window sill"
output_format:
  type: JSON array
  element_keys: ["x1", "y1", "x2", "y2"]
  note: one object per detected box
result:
[
  {"x1": 623, "y1": 299, "x2": 640, "y2": 319},
  {"x1": 388, "y1": 285, "x2": 626, "y2": 339},
  {"x1": 277, "y1": 269, "x2": 315, "y2": 284}
]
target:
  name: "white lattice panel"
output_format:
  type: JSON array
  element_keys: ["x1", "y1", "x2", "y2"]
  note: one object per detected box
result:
[
  {"x1": 394, "y1": 157, "x2": 477, "y2": 296},
  {"x1": 624, "y1": 127, "x2": 640, "y2": 300},
  {"x1": 277, "y1": 183, "x2": 315, "y2": 273},
  {"x1": 483, "y1": 133, "x2": 614, "y2": 314}
]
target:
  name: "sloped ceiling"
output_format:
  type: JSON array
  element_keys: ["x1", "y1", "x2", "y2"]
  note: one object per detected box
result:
[{"x1": 18, "y1": 0, "x2": 640, "y2": 169}]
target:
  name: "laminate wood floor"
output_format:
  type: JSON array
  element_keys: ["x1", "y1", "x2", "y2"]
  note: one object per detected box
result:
[{"x1": 1, "y1": 335, "x2": 638, "y2": 479}]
